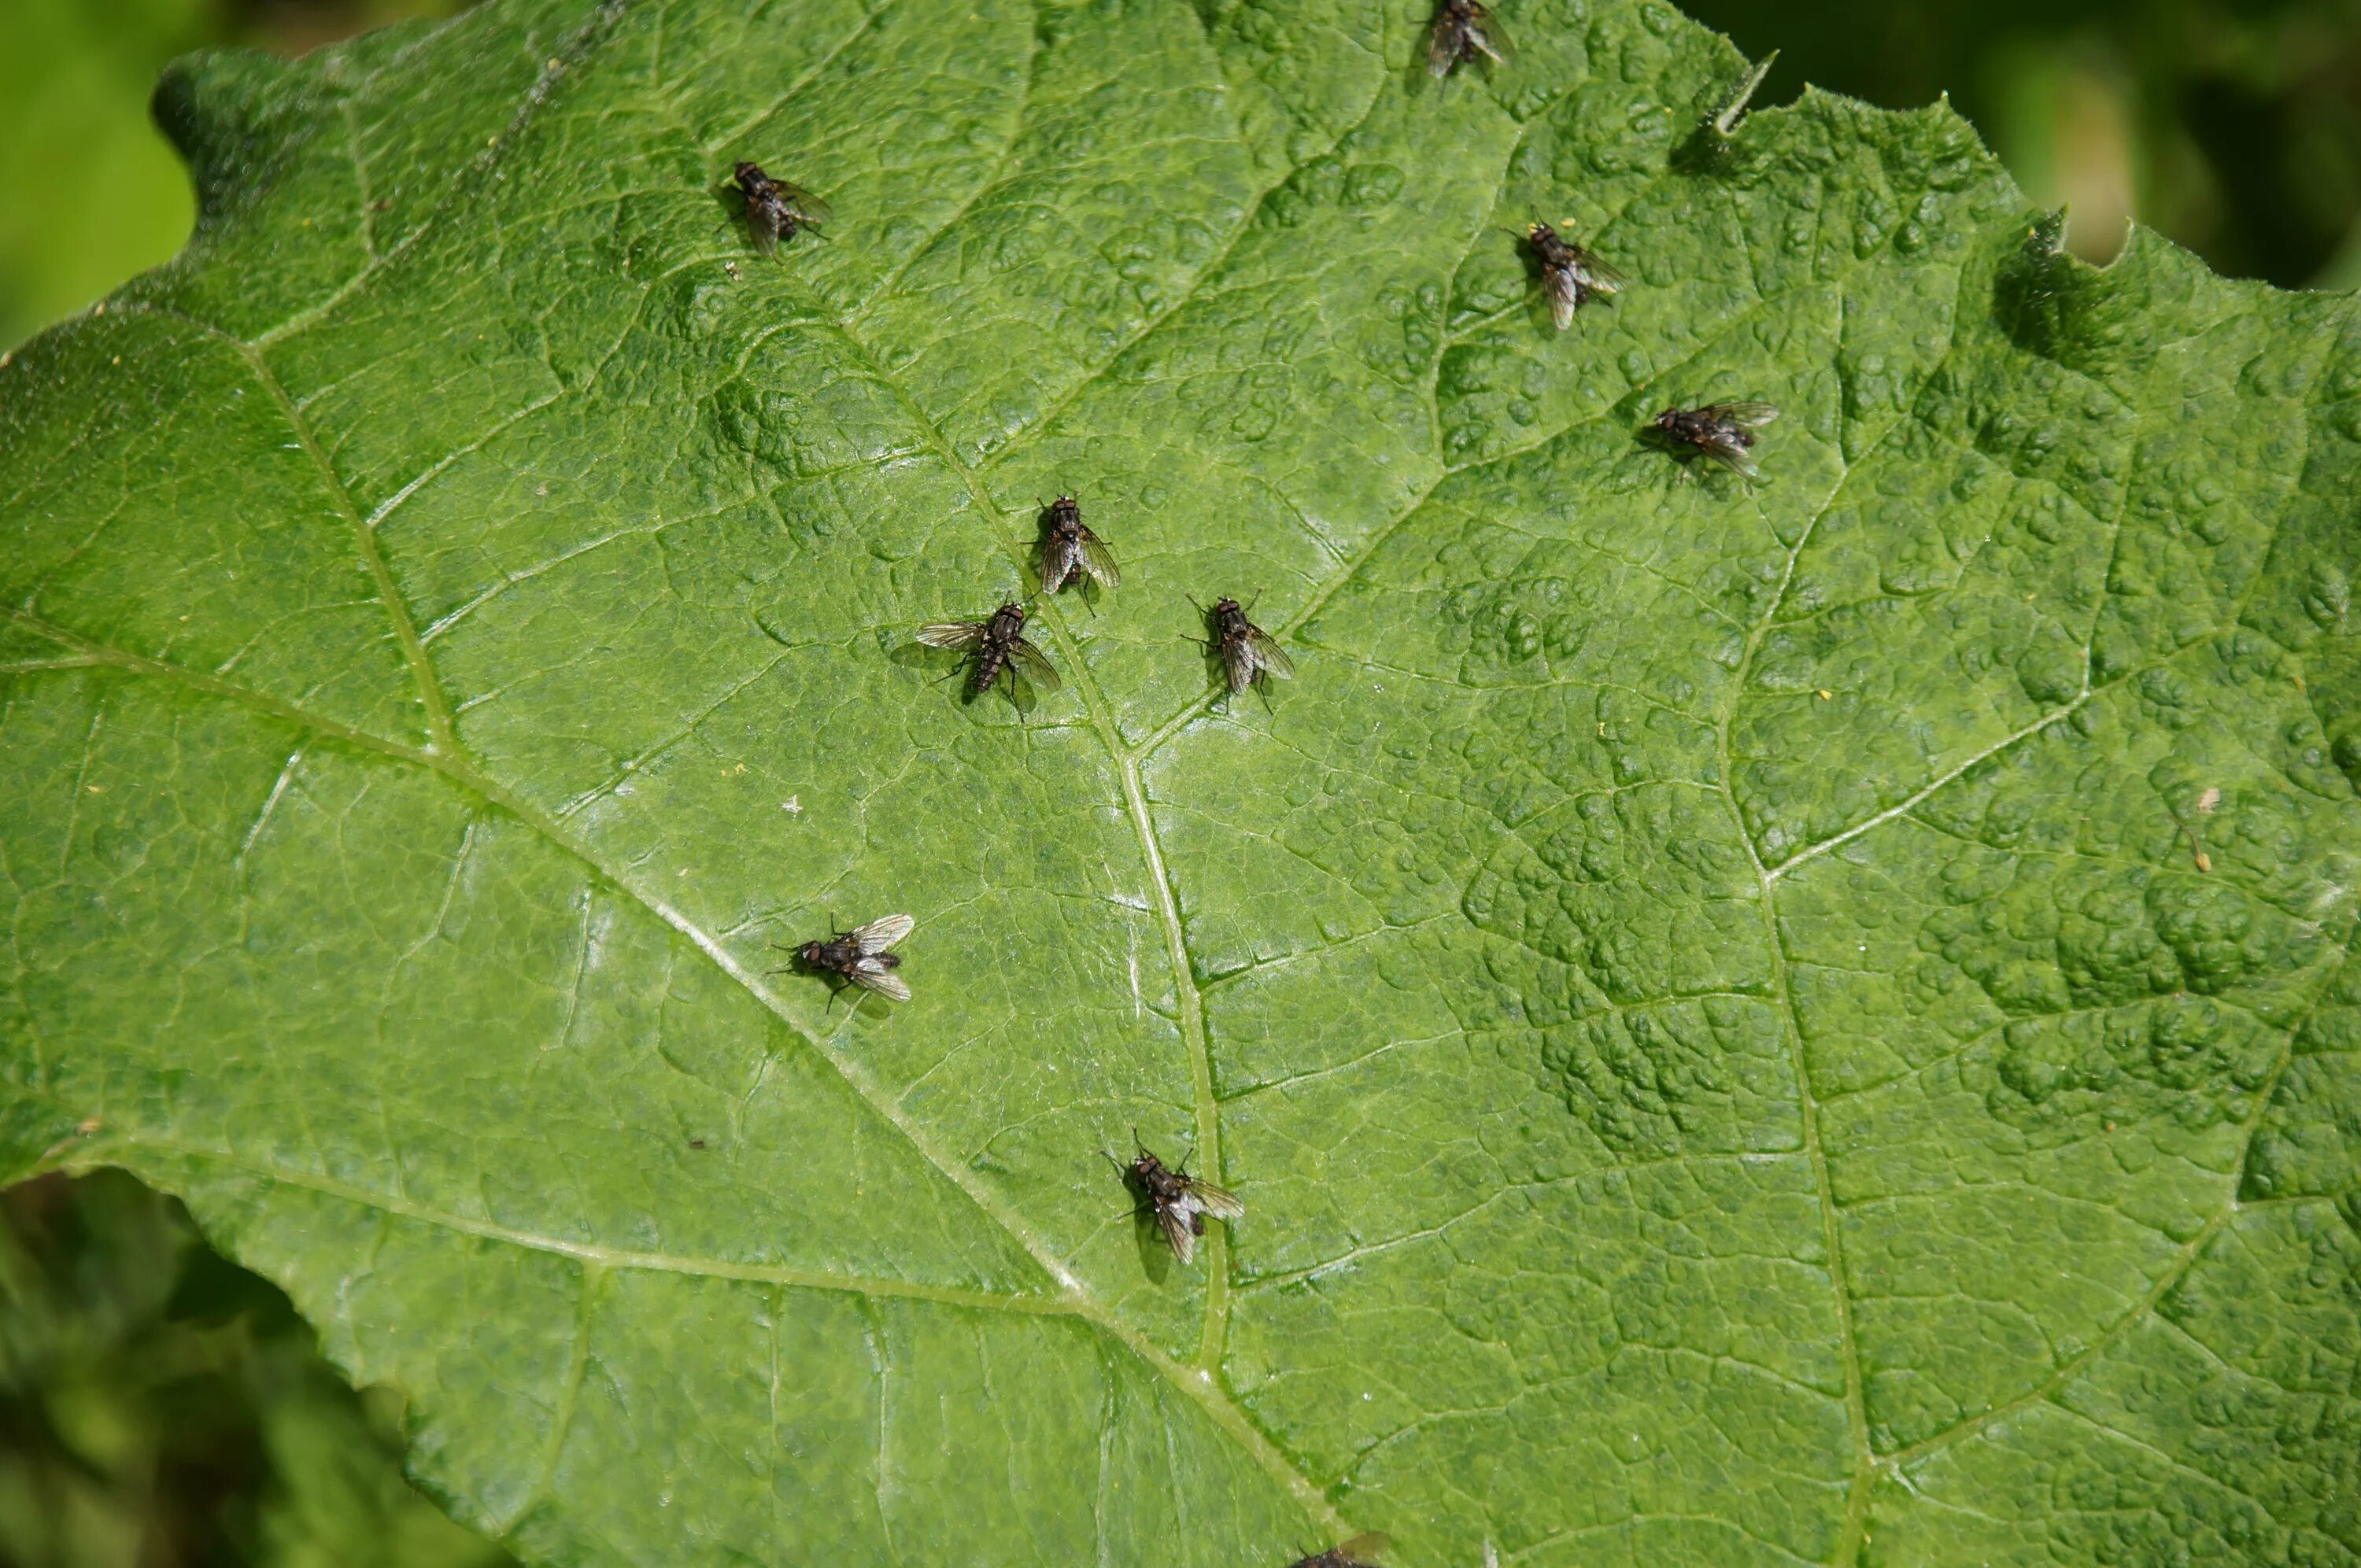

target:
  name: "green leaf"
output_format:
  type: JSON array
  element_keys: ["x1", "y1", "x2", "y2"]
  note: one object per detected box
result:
[{"x1": 2, "y1": 0, "x2": 2356, "y2": 1562}]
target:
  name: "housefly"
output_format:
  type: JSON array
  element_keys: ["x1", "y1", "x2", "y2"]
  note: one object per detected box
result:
[
  {"x1": 732, "y1": 160, "x2": 832, "y2": 255},
  {"x1": 917, "y1": 600, "x2": 1062, "y2": 702},
  {"x1": 1290, "y1": 1536, "x2": 1390, "y2": 1568},
  {"x1": 1524, "y1": 220, "x2": 1623, "y2": 328},
  {"x1": 1426, "y1": 0, "x2": 1512, "y2": 76},
  {"x1": 1038, "y1": 494, "x2": 1119, "y2": 596},
  {"x1": 776, "y1": 913, "x2": 913, "y2": 1004},
  {"x1": 1114, "y1": 1137, "x2": 1243, "y2": 1266},
  {"x1": 1651, "y1": 400, "x2": 1779, "y2": 478},
  {"x1": 1203, "y1": 596, "x2": 1295, "y2": 695}
]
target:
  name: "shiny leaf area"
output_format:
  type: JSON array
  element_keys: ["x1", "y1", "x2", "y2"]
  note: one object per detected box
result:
[{"x1": 2, "y1": 1, "x2": 2357, "y2": 1562}]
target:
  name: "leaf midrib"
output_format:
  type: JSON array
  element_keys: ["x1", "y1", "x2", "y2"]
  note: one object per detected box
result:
[
  {"x1": 14, "y1": 597, "x2": 1352, "y2": 1533},
  {"x1": 14, "y1": 369, "x2": 2324, "y2": 1551}
]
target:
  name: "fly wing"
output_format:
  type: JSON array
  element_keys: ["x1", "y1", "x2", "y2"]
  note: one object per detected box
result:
[
  {"x1": 851, "y1": 913, "x2": 914, "y2": 954},
  {"x1": 1006, "y1": 636, "x2": 1062, "y2": 693},
  {"x1": 1221, "y1": 634, "x2": 1261, "y2": 694},
  {"x1": 1335, "y1": 1533, "x2": 1391, "y2": 1565},
  {"x1": 915, "y1": 620, "x2": 989, "y2": 649},
  {"x1": 1568, "y1": 244, "x2": 1626, "y2": 290},
  {"x1": 1039, "y1": 535, "x2": 1081, "y2": 594},
  {"x1": 1181, "y1": 1175, "x2": 1245, "y2": 1221},
  {"x1": 1156, "y1": 1204, "x2": 1196, "y2": 1264},
  {"x1": 1469, "y1": 8, "x2": 1513, "y2": 66},
  {"x1": 745, "y1": 201, "x2": 780, "y2": 257},
  {"x1": 775, "y1": 181, "x2": 833, "y2": 224},
  {"x1": 1698, "y1": 435, "x2": 1762, "y2": 479},
  {"x1": 1077, "y1": 527, "x2": 1121, "y2": 589},
  {"x1": 1707, "y1": 400, "x2": 1780, "y2": 429},
  {"x1": 1424, "y1": 13, "x2": 1462, "y2": 76},
  {"x1": 1244, "y1": 626, "x2": 1295, "y2": 681},
  {"x1": 848, "y1": 961, "x2": 911, "y2": 1002},
  {"x1": 1541, "y1": 264, "x2": 1580, "y2": 330}
]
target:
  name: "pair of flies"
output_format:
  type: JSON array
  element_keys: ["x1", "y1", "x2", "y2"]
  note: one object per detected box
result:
[
  {"x1": 911, "y1": 495, "x2": 1114, "y2": 703},
  {"x1": 1510, "y1": 227, "x2": 1781, "y2": 474},
  {"x1": 918, "y1": 594, "x2": 1294, "y2": 703}
]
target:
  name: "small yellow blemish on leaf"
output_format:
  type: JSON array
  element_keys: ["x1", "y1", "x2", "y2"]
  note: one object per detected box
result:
[
  {"x1": 86, "y1": 784, "x2": 103, "y2": 794},
  {"x1": 78, "y1": 1116, "x2": 102, "y2": 1135},
  {"x1": 1817, "y1": 689, "x2": 1831, "y2": 700}
]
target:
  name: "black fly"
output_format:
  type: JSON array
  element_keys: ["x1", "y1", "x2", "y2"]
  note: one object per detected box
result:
[
  {"x1": 917, "y1": 600, "x2": 1062, "y2": 703},
  {"x1": 1037, "y1": 495, "x2": 1119, "y2": 597},
  {"x1": 1523, "y1": 220, "x2": 1623, "y2": 329},
  {"x1": 1426, "y1": 0, "x2": 1512, "y2": 76},
  {"x1": 775, "y1": 913, "x2": 913, "y2": 1005},
  {"x1": 1200, "y1": 596, "x2": 1295, "y2": 697},
  {"x1": 1113, "y1": 1135, "x2": 1243, "y2": 1266},
  {"x1": 1290, "y1": 1536, "x2": 1391, "y2": 1568},
  {"x1": 732, "y1": 160, "x2": 832, "y2": 255},
  {"x1": 1651, "y1": 400, "x2": 1779, "y2": 479}
]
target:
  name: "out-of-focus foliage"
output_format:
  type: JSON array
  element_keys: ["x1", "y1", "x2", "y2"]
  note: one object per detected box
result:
[
  {"x1": 0, "y1": 1170, "x2": 513, "y2": 1568},
  {"x1": 0, "y1": 1, "x2": 465, "y2": 351},
  {"x1": 1681, "y1": 0, "x2": 2361, "y2": 286}
]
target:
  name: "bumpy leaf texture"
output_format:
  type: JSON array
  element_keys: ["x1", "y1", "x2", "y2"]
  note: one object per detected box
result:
[{"x1": 2, "y1": 0, "x2": 2358, "y2": 1562}]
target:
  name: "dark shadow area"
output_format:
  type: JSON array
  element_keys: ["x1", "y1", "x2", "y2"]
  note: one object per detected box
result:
[{"x1": 0, "y1": 1168, "x2": 515, "y2": 1568}]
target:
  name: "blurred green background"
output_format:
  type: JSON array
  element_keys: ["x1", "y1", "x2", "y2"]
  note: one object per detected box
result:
[
  {"x1": 0, "y1": 0, "x2": 2355, "y2": 1560},
  {"x1": 1, "y1": 1171, "x2": 513, "y2": 1568},
  {"x1": 1683, "y1": 0, "x2": 2361, "y2": 285},
  {"x1": 0, "y1": 0, "x2": 468, "y2": 352}
]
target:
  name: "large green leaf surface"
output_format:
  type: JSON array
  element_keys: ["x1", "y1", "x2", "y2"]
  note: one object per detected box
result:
[{"x1": 3, "y1": 0, "x2": 2359, "y2": 1562}]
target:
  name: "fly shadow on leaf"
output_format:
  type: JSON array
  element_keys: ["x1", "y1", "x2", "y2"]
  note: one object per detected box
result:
[{"x1": 1102, "y1": 1149, "x2": 1177, "y2": 1285}]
